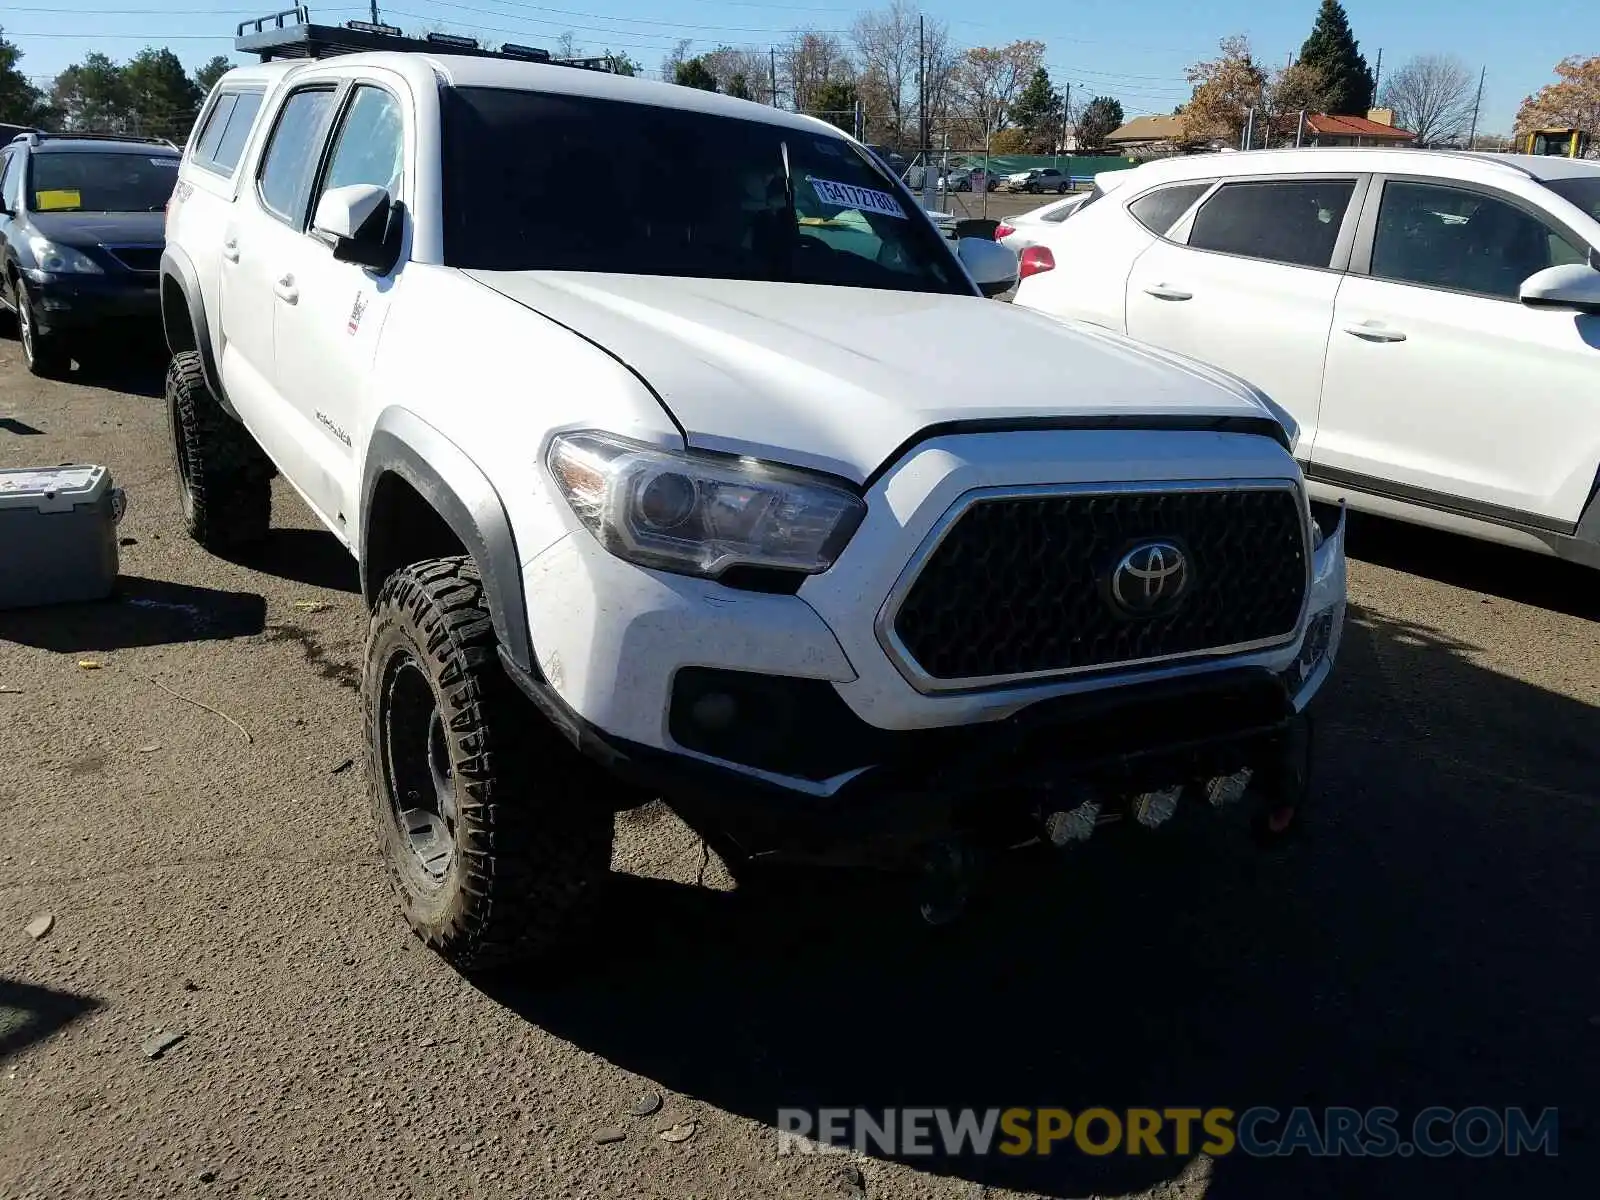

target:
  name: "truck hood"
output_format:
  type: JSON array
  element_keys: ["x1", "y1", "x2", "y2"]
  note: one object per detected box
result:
[{"x1": 466, "y1": 270, "x2": 1287, "y2": 482}]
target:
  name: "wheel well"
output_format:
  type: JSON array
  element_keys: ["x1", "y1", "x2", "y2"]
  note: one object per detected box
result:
[
  {"x1": 161, "y1": 276, "x2": 197, "y2": 356},
  {"x1": 363, "y1": 471, "x2": 469, "y2": 607}
]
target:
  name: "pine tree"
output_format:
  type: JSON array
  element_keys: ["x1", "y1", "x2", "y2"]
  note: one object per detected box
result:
[
  {"x1": 1297, "y1": 0, "x2": 1373, "y2": 115},
  {"x1": 0, "y1": 28, "x2": 52, "y2": 126},
  {"x1": 674, "y1": 57, "x2": 719, "y2": 92},
  {"x1": 1010, "y1": 68, "x2": 1062, "y2": 150}
]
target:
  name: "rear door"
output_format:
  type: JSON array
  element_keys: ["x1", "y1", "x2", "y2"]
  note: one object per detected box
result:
[
  {"x1": 0, "y1": 150, "x2": 20, "y2": 308},
  {"x1": 1312, "y1": 175, "x2": 1600, "y2": 527},
  {"x1": 1125, "y1": 174, "x2": 1367, "y2": 459},
  {"x1": 217, "y1": 82, "x2": 340, "y2": 491}
]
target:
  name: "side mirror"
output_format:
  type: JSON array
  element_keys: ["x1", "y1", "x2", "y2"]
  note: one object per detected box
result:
[
  {"x1": 958, "y1": 236, "x2": 1019, "y2": 298},
  {"x1": 312, "y1": 183, "x2": 398, "y2": 272},
  {"x1": 1518, "y1": 262, "x2": 1600, "y2": 316}
]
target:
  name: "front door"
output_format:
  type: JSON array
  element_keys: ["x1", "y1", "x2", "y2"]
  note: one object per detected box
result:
[
  {"x1": 273, "y1": 82, "x2": 409, "y2": 537},
  {"x1": 1125, "y1": 176, "x2": 1364, "y2": 458},
  {"x1": 1313, "y1": 177, "x2": 1600, "y2": 527}
]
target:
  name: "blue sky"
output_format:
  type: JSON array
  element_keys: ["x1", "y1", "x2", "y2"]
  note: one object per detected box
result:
[{"x1": 4, "y1": 0, "x2": 1591, "y2": 133}]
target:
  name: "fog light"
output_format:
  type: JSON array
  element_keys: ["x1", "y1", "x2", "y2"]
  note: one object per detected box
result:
[
  {"x1": 1281, "y1": 611, "x2": 1333, "y2": 693},
  {"x1": 689, "y1": 691, "x2": 737, "y2": 732},
  {"x1": 1203, "y1": 768, "x2": 1253, "y2": 808},
  {"x1": 1045, "y1": 798, "x2": 1100, "y2": 846},
  {"x1": 1133, "y1": 785, "x2": 1183, "y2": 828}
]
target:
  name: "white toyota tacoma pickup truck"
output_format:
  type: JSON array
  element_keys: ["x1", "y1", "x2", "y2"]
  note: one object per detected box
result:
[{"x1": 160, "y1": 15, "x2": 1347, "y2": 968}]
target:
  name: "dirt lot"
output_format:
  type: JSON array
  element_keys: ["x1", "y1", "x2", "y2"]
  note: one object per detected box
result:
[{"x1": 1, "y1": 334, "x2": 1596, "y2": 1200}]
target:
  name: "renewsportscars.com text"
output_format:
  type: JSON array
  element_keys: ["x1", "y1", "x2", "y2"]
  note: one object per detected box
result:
[{"x1": 776, "y1": 1106, "x2": 1559, "y2": 1159}]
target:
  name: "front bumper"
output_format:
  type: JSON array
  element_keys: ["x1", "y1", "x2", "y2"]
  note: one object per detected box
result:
[
  {"x1": 514, "y1": 430, "x2": 1347, "y2": 854},
  {"x1": 22, "y1": 270, "x2": 161, "y2": 334}
]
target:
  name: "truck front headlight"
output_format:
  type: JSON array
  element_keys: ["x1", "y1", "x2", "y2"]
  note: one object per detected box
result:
[
  {"x1": 26, "y1": 236, "x2": 104, "y2": 275},
  {"x1": 548, "y1": 431, "x2": 865, "y2": 579}
]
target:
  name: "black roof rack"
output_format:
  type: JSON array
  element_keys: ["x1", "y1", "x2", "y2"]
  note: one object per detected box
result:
[
  {"x1": 236, "y1": 6, "x2": 614, "y2": 71},
  {"x1": 8, "y1": 130, "x2": 179, "y2": 149}
]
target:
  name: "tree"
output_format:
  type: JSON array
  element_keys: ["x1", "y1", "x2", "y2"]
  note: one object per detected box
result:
[
  {"x1": 51, "y1": 52, "x2": 131, "y2": 131},
  {"x1": 193, "y1": 55, "x2": 232, "y2": 97},
  {"x1": 661, "y1": 38, "x2": 693, "y2": 82},
  {"x1": 987, "y1": 126, "x2": 1030, "y2": 154},
  {"x1": 1379, "y1": 55, "x2": 1476, "y2": 145},
  {"x1": 1076, "y1": 95, "x2": 1124, "y2": 150},
  {"x1": 1010, "y1": 67, "x2": 1062, "y2": 150},
  {"x1": 1266, "y1": 60, "x2": 1333, "y2": 138},
  {"x1": 952, "y1": 40, "x2": 1045, "y2": 144},
  {"x1": 1297, "y1": 0, "x2": 1373, "y2": 116},
  {"x1": 554, "y1": 32, "x2": 580, "y2": 60},
  {"x1": 727, "y1": 73, "x2": 752, "y2": 100},
  {"x1": 122, "y1": 47, "x2": 202, "y2": 137},
  {"x1": 811, "y1": 79, "x2": 859, "y2": 131},
  {"x1": 702, "y1": 45, "x2": 771, "y2": 102},
  {"x1": 780, "y1": 30, "x2": 851, "y2": 114},
  {"x1": 1181, "y1": 35, "x2": 1267, "y2": 146},
  {"x1": 0, "y1": 28, "x2": 52, "y2": 126},
  {"x1": 674, "y1": 57, "x2": 719, "y2": 92},
  {"x1": 1514, "y1": 55, "x2": 1600, "y2": 140}
]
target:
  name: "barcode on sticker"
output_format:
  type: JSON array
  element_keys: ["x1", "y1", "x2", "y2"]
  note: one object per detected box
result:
[{"x1": 807, "y1": 177, "x2": 906, "y2": 219}]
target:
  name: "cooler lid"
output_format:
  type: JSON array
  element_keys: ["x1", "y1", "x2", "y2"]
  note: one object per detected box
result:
[{"x1": 0, "y1": 464, "x2": 111, "y2": 513}]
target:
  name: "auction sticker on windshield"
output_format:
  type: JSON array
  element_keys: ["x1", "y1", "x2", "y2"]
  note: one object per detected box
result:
[{"x1": 807, "y1": 177, "x2": 906, "y2": 219}]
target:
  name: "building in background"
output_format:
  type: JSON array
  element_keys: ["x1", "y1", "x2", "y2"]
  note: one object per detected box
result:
[{"x1": 1303, "y1": 110, "x2": 1415, "y2": 147}]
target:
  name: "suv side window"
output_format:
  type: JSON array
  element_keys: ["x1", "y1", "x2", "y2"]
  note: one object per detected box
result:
[
  {"x1": 316, "y1": 86, "x2": 405, "y2": 204},
  {"x1": 192, "y1": 89, "x2": 266, "y2": 178},
  {"x1": 1128, "y1": 181, "x2": 1212, "y2": 237},
  {"x1": 257, "y1": 86, "x2": 338, "y2": 225},
  {"x1": 1370, "y1": 180, "x2": 1587, "y2": 300},
  {"x1": 0, "y1": 151, "x2": 21, "y2": 212},
  {"x1": 1188, "y1": 179, "x2": 1357, "y2": 268}
]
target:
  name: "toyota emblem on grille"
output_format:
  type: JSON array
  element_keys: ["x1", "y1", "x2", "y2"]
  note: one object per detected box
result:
[{"x1": 1108, "y1": 541, "x2": 1189, "y2": 617}]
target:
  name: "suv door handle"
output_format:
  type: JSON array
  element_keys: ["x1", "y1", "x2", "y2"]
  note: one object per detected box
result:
[
  {"x1": 1342, "y1": 321, "x2": 1406, "y2": 343},
  {"x1": 222, "y1": 237, "x2": 239, "y2": 264},
  {"x1": 274, "y1": 274, "x2": 298, "y2": 304},
  {"x1": 1143, "y1": 284, "x2": 1193, "y2": 301}
]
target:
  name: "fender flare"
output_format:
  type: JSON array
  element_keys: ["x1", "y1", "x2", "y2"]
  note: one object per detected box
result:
[
  {"x1": 159, "y1": 245, "x2": 238, "y2": 419},
  {"x1": 360, "y1": 408, "x2": 534, "y2": 674}
]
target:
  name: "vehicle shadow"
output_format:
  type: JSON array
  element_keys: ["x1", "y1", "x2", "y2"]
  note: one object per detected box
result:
[
  {"x1": 0, "y1": 575, "x2": 266, "y2": 652},
  {"x1": 0, "y1": 977, "x2": 103, "y2": 1061},
  {"x1": 216, "y1": 527, "x2": 361, "y2": 594},
  {"x1": 485, "y1": 606, "x2": 1596, "y2": 1198},
  {"x1": 70, "y1": 341, "x2": 168, "y2": 399},
  {"x1": 1341, "y1": 509, "x2": 1598, "y2": 622}
]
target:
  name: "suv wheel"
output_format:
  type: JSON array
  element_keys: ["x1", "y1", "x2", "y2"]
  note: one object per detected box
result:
[
  {"x1": 14, "y1": 278, "x2": 71, "y2": 377},
  {"x1": 366, "y1": 556, "x2": 616, "y2": 971},
  {"x1": 166, "y1": 351, "x2": 273, "y2": 549}
]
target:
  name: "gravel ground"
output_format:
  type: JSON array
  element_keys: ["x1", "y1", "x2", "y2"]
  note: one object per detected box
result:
[{"x1": 1, "y1": 333, "x2": 1596, "y2": 1200}]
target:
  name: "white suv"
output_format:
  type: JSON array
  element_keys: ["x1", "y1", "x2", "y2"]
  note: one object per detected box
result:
[
  {"x1": 158, "y1": 16, "x2": 1347, "y2": 968},
  {"x1": 1014, "y1": 149, "x2": 1600, "y2": 567}
]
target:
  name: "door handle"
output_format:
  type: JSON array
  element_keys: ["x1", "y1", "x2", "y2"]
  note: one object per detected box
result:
[
  {"x1": 221, "y1": 237, "x2": 239, "y2": 264},
  {"x1": 1342, "y1": 322, "x2": 1406, "y2": 343},
  {"x1": 1143, "y1": 284, "x2": 1193, "y2": 301},
  {"x1": 273, "y1": 273, "x2": 298, "y2": 304}
]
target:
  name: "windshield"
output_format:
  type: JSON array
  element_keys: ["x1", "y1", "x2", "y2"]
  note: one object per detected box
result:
[
  {"x1": 28, "y1": 151, "x2": 179, "y2": 213},
  {"x1": 440, "y1": 86, "x2": 968, "y2": 295},
  {"x1": 1543, "y1": 176, "x2": 1600, "y2": 226}
]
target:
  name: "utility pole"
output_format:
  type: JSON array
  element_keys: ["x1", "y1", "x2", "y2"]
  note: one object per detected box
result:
[
  {"x1": 1372, "y1": 48, "x2": 1383, "y2": 99},
  {"x1": 369, "y1": 0, "x2": 380, "y2": 24},
  {"x1": 1467, "y1": 65, "x2": 1485, "y2": 149},
  {"x1": 770, "y1": 47, "x2": 778, "y2": 108},
  {"x1": 1061, "y1": 80, "x2": 1071, "y2": 157}
]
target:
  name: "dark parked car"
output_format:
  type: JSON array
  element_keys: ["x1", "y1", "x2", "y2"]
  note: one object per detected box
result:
[{"x1": 0, "y1": 132, "x2": 179, "y2": 376}]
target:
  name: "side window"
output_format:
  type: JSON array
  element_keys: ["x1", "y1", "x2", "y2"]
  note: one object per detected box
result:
[
  {"x1": 1128, "y1": 182, "x2": 1212, "y2": 237},
  {"x1": 191, "y1": 94, "x2": 238, "y2": 165},
  {"x1": 211, "y1": 92, "x2": 265, "y2": 175},
  {"x1": 257, "y1": 87, "x2": 337, "y2": 224},
  {"x1": 316, "y1": 86, "x2": 405, "y2": 205},
  {"x1": 1188, "y1": 179, "x2": 1357, "y2": 268},
  {"x1": 1371, "y1": 180, "x2": 1589, "y2": 299},
  {"x1": 0, "y1": 152, "x2": 19, "y2": 211}
]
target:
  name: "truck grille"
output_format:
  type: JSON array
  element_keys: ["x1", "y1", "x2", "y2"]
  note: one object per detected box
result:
[
  {"x1": 105, "y1": 245, "x2": 162, "y2": 273},
  {"x1": 886, "y1": 484, "x2": 1308, "y2": 689}
]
